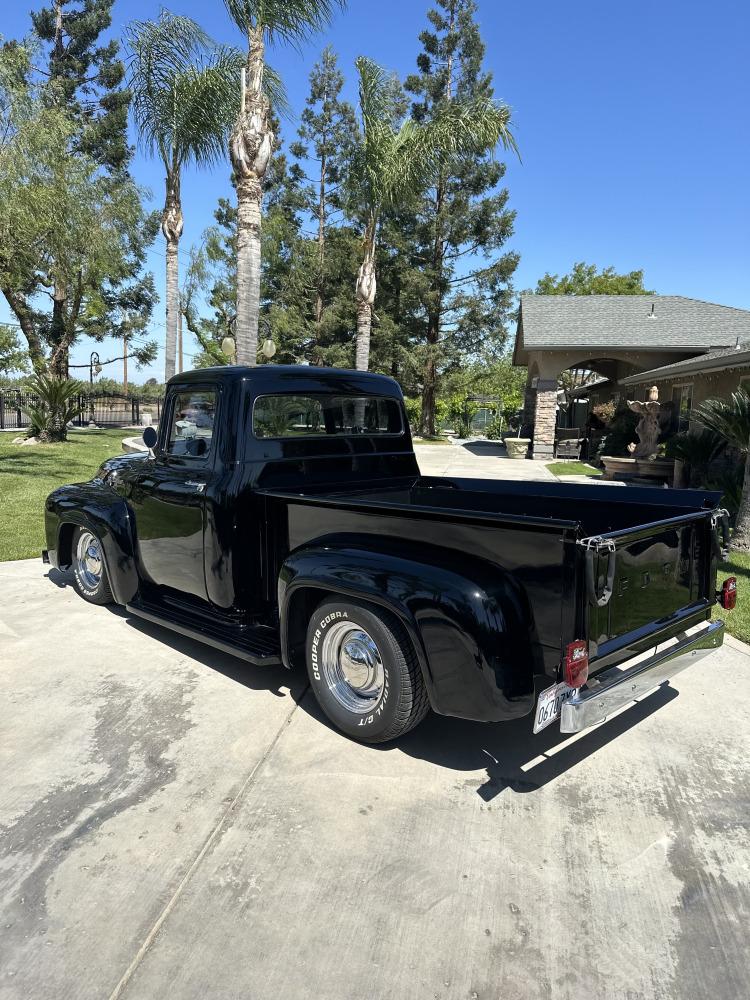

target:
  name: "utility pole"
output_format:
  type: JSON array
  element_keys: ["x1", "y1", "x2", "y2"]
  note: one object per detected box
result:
[{"x1": 123, "y1": 337, "x2": 128, "y2": 394}]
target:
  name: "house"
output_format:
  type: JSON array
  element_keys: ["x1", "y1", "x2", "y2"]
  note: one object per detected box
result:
[{"x1": 512, "y1": 294, "x2": 750, "y2": 458}]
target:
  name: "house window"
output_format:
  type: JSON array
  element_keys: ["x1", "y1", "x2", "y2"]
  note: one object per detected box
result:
[{"x1": 671, "y1": 383, "x2": 693, "y2": 432}]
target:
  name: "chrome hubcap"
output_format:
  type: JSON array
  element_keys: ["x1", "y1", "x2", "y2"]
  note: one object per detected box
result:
[
  {"x1": 320, "y1": 621, "x2": 384, "y2": 714},
  {"x1": 75, "y1": 531, "x2": 102, "y2": 589}
]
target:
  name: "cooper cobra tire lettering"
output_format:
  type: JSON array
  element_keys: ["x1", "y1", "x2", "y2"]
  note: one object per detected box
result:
[{"x1": 304, "y1": 598, "x2": 428, "y2": 744}]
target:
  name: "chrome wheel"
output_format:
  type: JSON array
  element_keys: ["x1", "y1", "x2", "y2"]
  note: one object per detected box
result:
[
  {"x1": 320, "y1": 620, "x2": 385, "y2": 714},
  {"x1": 75, "y1": 530, "x2": 102, "y2": 590}
]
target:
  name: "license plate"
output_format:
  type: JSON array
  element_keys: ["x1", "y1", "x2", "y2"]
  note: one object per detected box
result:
[{"x1": 533, "y1": 681, "x2": 576, "y2": 734}]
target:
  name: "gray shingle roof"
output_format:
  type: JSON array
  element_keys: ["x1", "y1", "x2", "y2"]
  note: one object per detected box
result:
[
  {"x1": 515, "y1": 295, "x2": 750, "y2": 356},
  {"x1": 620, "y1": 343, "x2": 750, "y2": 385}
]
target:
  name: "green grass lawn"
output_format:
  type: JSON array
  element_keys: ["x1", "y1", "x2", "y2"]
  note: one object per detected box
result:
[
  {"x1": 0, "y1": 428, "x2": 126, "y2": 561},
  {"x1": 716, "y1": 552, "x2": 750, "y2": 644},
  {"x1": 412, "y1": 436, "x2": 451, "y2": 445},
  {"x1": 547, "y1": 461, "x2": 602, "y2": 478}
]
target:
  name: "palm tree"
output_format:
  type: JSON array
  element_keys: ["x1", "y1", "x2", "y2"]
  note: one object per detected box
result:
[
  {"x1": 695, "y1": 389, "x2": 750, "y2": 551},
  {"x1": 223, "y1": 0, "x2": 344, "y2": 366},
  {"x1": 350, "y1": 57, "x2": 517, "y2": 372},
  {"x1": 126, "y1": 12, "x2": 241, "y2": 382}
]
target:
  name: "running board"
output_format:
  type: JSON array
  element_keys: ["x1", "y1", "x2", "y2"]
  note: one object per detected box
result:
[{"x1": 126, "y1": 597, "x2": 281, "y2": 666}]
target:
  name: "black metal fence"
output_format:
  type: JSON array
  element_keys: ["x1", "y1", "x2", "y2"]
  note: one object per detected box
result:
[{"x1": 0, "y1": 390, "x2": 164, "y2": 431}]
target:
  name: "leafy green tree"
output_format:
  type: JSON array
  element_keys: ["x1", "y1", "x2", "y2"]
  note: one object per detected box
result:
[
  {"x1": 126, "y1": 11, "x2": 241, "y2": 382},
  {"x1": 0, "y1": 326, "x2": 29, "y2": 377},
  {"x1": 442, "y1": 357, "x2": 526, "y2": 417},
  {"x1": 0, "y1": 21, "x2": 156, "y2": 377},
  {"x1": 289, "y1": 46, "x2": 356, "y2": 359},
  {"x1": 366, "y1": 206, "x2": 423, "y2": 384},
  {"x1": 349, "y1": 54, "x2": 516, "y2": 374},
  {"x1": 223, "y1": 0, "x2": 345, "y2": 367},
  {"x1": 405, "y1": 0, "x2": 519, "y2": 436},
  {"x1": 535, "y1": 262, "x2": 655, "y2": 295},
  {"x1": 695, "y1": 390, "x2": 750, "y2": 551}
]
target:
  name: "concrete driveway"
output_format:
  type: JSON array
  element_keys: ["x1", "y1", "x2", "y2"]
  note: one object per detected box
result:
[
  {"x1": 1, "y1": 558, "x2": 749, "y2": 1000},
  {"x1": 414, "y1": 440, "x2": 557, "y2": 481}
]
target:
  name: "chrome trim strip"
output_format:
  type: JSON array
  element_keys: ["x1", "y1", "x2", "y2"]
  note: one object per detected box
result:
[{"x1": 560, "y1": 620, "x2": 724, "y2": 733}]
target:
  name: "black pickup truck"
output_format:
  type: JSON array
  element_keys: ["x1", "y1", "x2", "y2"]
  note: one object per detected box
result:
[{"x1": 44, "y1": 366, "x2": 734, "y2": 743}]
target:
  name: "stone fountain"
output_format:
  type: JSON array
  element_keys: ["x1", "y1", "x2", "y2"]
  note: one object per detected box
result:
[{"x1": 601, "y1": 386, "x2": 675, "y2": 483}]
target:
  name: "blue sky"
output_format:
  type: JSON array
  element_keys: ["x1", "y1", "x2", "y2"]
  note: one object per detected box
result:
[{"x1": 3, "y1": 0, "x2": 748, "y2": 383}]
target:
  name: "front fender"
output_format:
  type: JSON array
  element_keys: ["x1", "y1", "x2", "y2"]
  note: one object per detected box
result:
[
  {"x1": 45, "y1": 482, "x2": 138, "y2": 604},
  {"x1": 279, "y1": 538, "x2": 542, "y2": 723}
]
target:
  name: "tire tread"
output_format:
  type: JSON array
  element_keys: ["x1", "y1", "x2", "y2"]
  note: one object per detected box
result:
[{"x1": 309, "y1": 598, "x2": 429, "y2": 743}]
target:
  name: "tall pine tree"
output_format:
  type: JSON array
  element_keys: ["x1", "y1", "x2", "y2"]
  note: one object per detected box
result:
[
  {"x1": 405, "y1": 0, "x2": 518, "y2": 435},
  {"x1": 31, "y1": 0, "x2": 130, "y2": 172},
  {"x1": 289, "y1": 46, "x2": 356, "y2": 362}
]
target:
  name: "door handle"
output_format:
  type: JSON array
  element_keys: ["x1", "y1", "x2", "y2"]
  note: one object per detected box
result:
[{"x1": 185, "y1": 480, "x2": 206, "y2": 493}]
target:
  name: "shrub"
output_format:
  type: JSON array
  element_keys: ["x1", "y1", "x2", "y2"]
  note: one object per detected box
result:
[
  {"x1": 704, "y1": 464, "x2": 744, "y2": 521},
  {"x1": 666, "y1": 429, "x2": 726, "y2": 485},
  {"x1": 22, "y1": 374, "x2": 85, "y2": 443},
  {"x1": 484, "y1": 415, "x2": 505, "y2": 440},
  {"x1": 403, "y1": 397, "x2": 421, "y2": 432},
  {"x1": 598, "y1": 404, "x2": 639, "y2": 456}
]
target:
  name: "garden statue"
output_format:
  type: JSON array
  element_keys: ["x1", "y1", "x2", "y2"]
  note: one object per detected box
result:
[{"x1": 627, "y1": 385, "x2": 661, "y2": 458}]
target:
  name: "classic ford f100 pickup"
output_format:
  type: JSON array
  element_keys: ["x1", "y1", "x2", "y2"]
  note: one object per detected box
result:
[{"x1": 44, "y1": 366, "x2": 733, "y2": 742}]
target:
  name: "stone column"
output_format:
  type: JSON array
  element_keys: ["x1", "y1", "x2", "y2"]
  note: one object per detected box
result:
[
  {"x1": 521, "y1": 379, "x2": 537, "y2": 437},
  {"x1": 532, "y1": 379, "x2": 558, "y2": 460}
]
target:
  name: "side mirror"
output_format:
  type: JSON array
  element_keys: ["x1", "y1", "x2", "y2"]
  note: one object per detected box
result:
[{"x1": 142, "y1": 426, "x2": 158, "y2": 450}]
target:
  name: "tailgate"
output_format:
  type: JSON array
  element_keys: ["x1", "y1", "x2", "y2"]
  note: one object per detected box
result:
[{"x1": 582, "y1": 508, "x2": 727, "y2": 666}]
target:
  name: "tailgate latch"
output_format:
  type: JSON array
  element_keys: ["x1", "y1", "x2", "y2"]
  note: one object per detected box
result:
[
  {"x1": 710, "y1": 508, "x2": 730, "y2": 560},
  {"x1": 579, "y1": 536, "x2": 617, "y2": 608}
]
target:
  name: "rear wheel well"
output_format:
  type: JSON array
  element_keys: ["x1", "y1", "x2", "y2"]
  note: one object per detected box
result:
[
  {"x1": 284, "y1": 587, "x2": 421, "y2": 674},
  {"x1": 57, "y1": 522, "x2": 76, "y2": 569},
  {"x1": 285, "y1": 587, "x2": 331, "y2": 669}
]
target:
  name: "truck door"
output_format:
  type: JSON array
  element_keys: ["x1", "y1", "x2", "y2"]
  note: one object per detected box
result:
[{"x1": 129, "y1": 385, "x2": 218, "y2": 600}]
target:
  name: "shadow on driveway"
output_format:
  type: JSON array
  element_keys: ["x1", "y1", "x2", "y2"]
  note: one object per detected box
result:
[
  {"x1": 307, "y1": 680, "x2": 678, "y2": 800},
  {"x1": 458, "y1": 440, "x2": 508, "y2": 456}
]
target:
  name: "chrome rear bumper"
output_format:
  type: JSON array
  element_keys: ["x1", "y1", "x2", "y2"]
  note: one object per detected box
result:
[{"x1": 560, "y1": 619, "x2": 724, "y2": 733}]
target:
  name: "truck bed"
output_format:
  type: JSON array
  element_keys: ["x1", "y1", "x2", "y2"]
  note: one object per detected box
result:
[
  {"x1": 262, "y1": 475, "x2": 723, "y2": 680},
  {"x1": 263, "y1": 475, "x2": 720, "y2": 537}
]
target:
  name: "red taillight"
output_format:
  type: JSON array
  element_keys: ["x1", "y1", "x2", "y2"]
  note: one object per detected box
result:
[
  {"x1": 564, "y1": 639, "x2": 589, "y2": 688},
  {"x1": 720, "y1": 576, "x2": 737, "y2": 610}
]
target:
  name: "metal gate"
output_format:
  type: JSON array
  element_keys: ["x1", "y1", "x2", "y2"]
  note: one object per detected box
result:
[{"x1": 0, "y1": 390, "x2": 164, "y2": 431}]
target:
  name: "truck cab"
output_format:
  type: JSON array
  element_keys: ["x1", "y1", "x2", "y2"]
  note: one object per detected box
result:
[{"x1": 44, "y1": 366, "x2": 731, "y2": 744}]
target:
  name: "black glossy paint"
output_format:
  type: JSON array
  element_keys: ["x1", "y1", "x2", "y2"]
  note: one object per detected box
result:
[{"x1": 44, "y1": 365, "x2": 724, "y2": 725}]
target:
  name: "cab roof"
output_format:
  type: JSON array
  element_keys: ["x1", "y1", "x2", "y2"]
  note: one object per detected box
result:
[{"x1": 166, "y1": 365, "x2": 403, "y2": 398}]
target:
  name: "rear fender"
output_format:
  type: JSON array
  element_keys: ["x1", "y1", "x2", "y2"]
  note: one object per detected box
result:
[
  {"x1": 45, "y1": 483, "x2": 138, "y2": 604},
  {"x1": 279, "y1": 538, "x2": 541, "y2": 723}
]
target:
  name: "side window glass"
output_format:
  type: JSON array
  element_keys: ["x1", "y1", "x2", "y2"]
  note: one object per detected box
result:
[{"x1": 166, "y1": 390, "x2": 216, "y2": 457}]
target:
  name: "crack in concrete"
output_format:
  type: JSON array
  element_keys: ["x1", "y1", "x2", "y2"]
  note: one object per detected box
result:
[{"x1": 108, "y1": 683, "x2": 309, "y2": 1000}]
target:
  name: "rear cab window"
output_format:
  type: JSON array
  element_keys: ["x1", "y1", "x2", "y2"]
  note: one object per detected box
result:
[{"x1": 253, "y1": 394, "x2": 403, "y2": 438}]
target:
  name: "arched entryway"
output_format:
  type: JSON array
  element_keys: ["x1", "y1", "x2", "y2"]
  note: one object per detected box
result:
[{"x1": 523, "y1": 352, "x2": 670, "y2": 459}]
